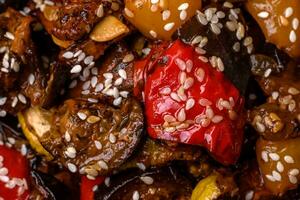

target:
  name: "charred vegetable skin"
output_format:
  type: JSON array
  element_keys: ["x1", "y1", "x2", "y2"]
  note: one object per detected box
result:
[
  {"x1": 23, "y1": 98, "x2": 144, "y2": 177},
  {"x1": 95, "y1": 166, "x2": 193, "y2": 200},
  {"x1": 145, "y1": 40, "x2": 245, "y2": 165}
]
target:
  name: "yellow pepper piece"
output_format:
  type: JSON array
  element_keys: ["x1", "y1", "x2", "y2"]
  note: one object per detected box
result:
[
  {"x1": 18, "y1": 112, "x2": 53, "y2": 161},
  {"x1": 191, "y1": 174, "x2": 221, "y2": 200}
]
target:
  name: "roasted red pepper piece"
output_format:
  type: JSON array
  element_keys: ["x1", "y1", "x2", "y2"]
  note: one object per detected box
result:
[
  {"x1": 80, "y1": 176, "x2": 104, "y2": 200},
  {"x1": 144, "y1": 40, "x2": 245, "y2": 165},
  {"x1": 0, "y1": 145, "x2": 30, "y2": 200}
]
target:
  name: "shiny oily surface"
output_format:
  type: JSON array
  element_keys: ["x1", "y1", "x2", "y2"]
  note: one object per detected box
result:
[
  {"x1": 257, "y1": 137, "x2": 300, "y2": 195},
  {"x1": 246, "y1": 0, "x2": 300, "y2": 58},
  {"x1": 124, "y1": 0, "x2": 201, "y2": 40}
]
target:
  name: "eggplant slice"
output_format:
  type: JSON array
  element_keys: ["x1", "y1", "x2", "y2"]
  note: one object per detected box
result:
[
  {"x1": 95, "y1": 166, "x2": 193, "y2": 200},
  {"x1": 21, "y1": 98, "x2": 144, "y2": 177}
]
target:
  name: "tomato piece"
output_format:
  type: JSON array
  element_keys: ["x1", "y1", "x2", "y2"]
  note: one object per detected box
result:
[
  {"x1": 246, "y1": 0, "x2": 300, "y2": 58},
  {"x1": 124, "y1": 0, "x2": 201, "y2": 40},
  {"x1": 144, "y1": 40, "x2": 245, "y2": 165},
  {"x1": 80, "y1": 176, "x2": 105, "y2": 200},
  {"x1": 0, "y1": 145, "x2": 30, "y2": 200}
]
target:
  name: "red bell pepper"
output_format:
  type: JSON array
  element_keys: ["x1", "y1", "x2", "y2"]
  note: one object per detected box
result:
[
  {"x1": 80, "y1": 176, "x2": 105, "y2": 200},
  {"x1": 144, "y1": 40, "x2": 245, "y2": 165},
  {"x1": 0, "y1": 145, "x2": 30, "y2": 200}
]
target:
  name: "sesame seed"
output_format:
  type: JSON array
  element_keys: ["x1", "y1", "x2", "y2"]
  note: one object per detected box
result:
[
  {"x1": 178, "y1": 3, "x2": 189, "y2": 10},
  {"x1": 4, "y1": 32, "x2": 15, "y2": 40},
  {"x1": 164, "y1": 115, "x2": 176, "y2": 123},
  {"x1": 91, "y1": 76, "x2": 98, "y2": 88},
  {"x1": 151, "y1": 0, "x2": 159, "y2": 4},
  {"x1": 183, "y1": 77, "x2": 194, "y2": 89},
  {"x1": 226, "y1": 21, "x2": 237, "y2": 32},
  {"x1": 136, "y1": 163, "x2": 146, "y2": 171},
  {"x1": 199, "y1": 98, "x2": 212, "y2": 107},
  {"x1": 82, "y1": 80, "x2": 91, "y2": 90},
  {"x1": 289, "y1": 169, "x2": 299, "y2": 176},
  {"x1": 95, "y1": 83, "x2": 103, "y2": 92},
  {"x1": 0, "y1": 175, "x2": 9, "y2": 182},
  {"x1": 288, "y1": 87, "x2": 299, "y2": 95},
  {"x1": 118, "y1": 69, "x2": 127, "y2": 79},
  {"x1": 177, "y1": 108, "x2": 186, "y2": 122},
  {"x1": 120, "y1": 91, "x2": 129, "y2": 98},
  {"x1": 276, "y1": 161, "x2": 284, "y2": 173},
  {"x1": 124, "y1": 8, "x2": 134, "y2": 18},
  {"x1": 113, "y1": 97, "x2": 122, "y2": 106},
  {"x1": 28, "y1": 73, "x2": 35, "y2": 85},
  {"x1": 223, "y1": 1, "x2": 233, "y2": 8},
  {"x1": 272, "y1": 91, "x2": 279, "y2": 100},
  {"x1": 88, "y1": 98, "x2": 98, "y2": 103},
  {"x1": 62, "y1": 51, "x2": 74, "y2": 59},
  {"x1": 272, "y1": 171, "x2": 281, "y2": 181},
  {"x1": 122, "y1": 54, "x2": 134, "y2": 63},
  {"x1": 261, "y1": 151, "x2": 269, "y2": 162},
  {"x1": 140, "y1": 176, "x2": 154, "y2": 185},
  {"x1": 160, "y1": 87, "x2": 171, "y2": 95},
  {"x1": 77, "y1": 112, "x2": 87, "y2": 120},
  {"x1": 96, "y1": 4, "x2": 104, "y2": 18},
  {"x1": 109, "y1": 133, "x2": 116, "y2": 143},
  {"x1": 197, "y1": 13, "x2": 208, "y2": 25},
  {"x1": 149, "y1": 30, "x2": 157, "y2": 38},
  {"x1": 195, "y1": 47, "x2": 206, "y2": 55},
  {"x1": 216, "y1": 57, "x2": 224, "y2": 71},
  {"x1": 292, "y1": 18, "x2": 299, "y2": 30},
  {"x1": 70, "y1": 65, "x2": 82, "y2": 73},
  {"x1": 284, "y1": 7, "x2": 293, "y2": 18},
  {"x1": 257, "y1": 11, "x2": 269, "y2": 19},
  {"x1": 65, "y1": 131, "x2": 71, "y2": 142},
  {"x1": 11, "y1": 96, "x2": 18, "y2": 108},
  {"x1": 77, "y1": 52, "x2": 86, "y2": 62},
  {"x1": 245, "y1": 191, "x2": 254, "y2": 200},
  {"x1": 265, "y1": 174, "x2": 275, "y2": 182},
  {"x1": 269, "y1": 153, "x2": 280, "y2": 161},
  {"x1": 67, "y1": 163, "x2": 77, "y2": 173},
  {"x1": 170, "y1": 92, "x2": 181, "y2": 102},
  {"x1": 0, "y1": 97, "x2": 7, "y2": 106},
  {"x1": 289, "y1": 30, "x2": 297, "y2": 43},
  {"x1": 104, "y1": 177, "x2": 110, "y2": 187},
  {"x1": 84, "y1": 56, "x2": 94, "y2": 65},
  {"x1": 216, "y1": 11, "x2": 225, "y2": 19},
  {"x1": 236, "y1": 23, "x2": 245, "y2": 40},
  {"x1": 264, "y1": 68, "x2": 272, "y2": 77},
  {"x1": 162, "y1": 10, "x2": 170, "y2": 21},
  {"x1": 175, "y1": 58, "x2": 186, "y2": 71},
  {"x1": 65, "y1": 147, "x2": 76, "y2": 158},
  {"x1": 74, "y1": 50, "x2": 83, "y2": 57},
  {"x1": 0, "y1": 168, "x2": 8, "y2": 176},
  {"x1": 212, "y1": 115, "x2": 223, "y2": 123},
  {"x1": 185, "y1": 98, "x2": 195, "y2": 110},
  {"x1": 289, "y1": 175, "x2": 298, "y2": 184},
  {"x1": 98, "y1": 160, "x2": 108, "y2": 170},
  {"x1": 191, "y1": 36, "x2": 202, "y2": 45},
  {"x1": 94, "y1": 140, "x2": 102, "y2": 150},
  {"x1": 180, "y1": 10, "x2": 187, "y2": 20},
  {"x1": 164, "y1": 22, "x2": 175, "y2": 31},
  {"x1": 284, "y1": 155, "x2": 295, "y2": 163},
  {"x1": 210, "y1": 23, "x2": 221, "y2": 35},
  {"x1": 195, "y1": 68, "x2": 205, "y2": 82},
  {"x1": 103, "y1": 73, "x2": 113, "y2": 79},
  {"x1": 199, "y1": 37, "x2": 208, "y2": 48},
  {"x1": 17, "y1": 93, "x2": 27, "y2": 104}
]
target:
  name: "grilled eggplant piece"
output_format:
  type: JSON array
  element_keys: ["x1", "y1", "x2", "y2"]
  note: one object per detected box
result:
[
  {"x1": 95, "y1": 166, "x2": 193, "y2": 200},
  {"x1": 21, "y1": 98, "x2": 144, "y2": 177},
  {"x1": 67, "y1": 43, "x2": 134, "y2": 106},
  {"x1": 175, "y1": 4, "x2": 252, "y2": 95},
  {"x1": 31, "y1": 0, "x2": 112, "y2": 41},
  {"x1": 121, "y1": 138, "x2": 203, "y2": 171}
]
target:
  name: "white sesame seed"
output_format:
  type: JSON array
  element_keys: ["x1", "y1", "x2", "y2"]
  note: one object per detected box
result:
[
  {"x1": 74, "y1": 50, "x2": 82, "y2": 57},
  {"x1": 150, "y1": 4, "x2": 158, "y2": 12},
  {"x1": 180, "y1": 10, "x2": 187, "y2": 20},
  {"x1": 109, "y1": 133, "x2": 116, "y2": 143},
  {"x1": 284, "y1": 7, "x2": 293, "y2": 18},
  {"x1": 277, "y1": 162, "x2": 284, "y2": 173},
  {"x1": 284, "y1": 155, "x2": 295, "y2": 163},
  {"x1": 265, "y1": 174, "x2": 275, "y2": 182},
  {"x1": 257, "y1": 11, "x2": 269, "y2": 19},
  {"x1": 269, "y1": 153, "x2": 280, "y2": 161},
  {"x1": 183, "y1": 77, "x2": 194, "y2": 89},
  {"x1": 292, "y1": 18, "x2": 299, "y2": 30},
  {"x1": 271, "y1": 91, "x2": 279, "y2": 100},
  {"x1": 132, "y1": 191, "x2": 140, "y2": 200},
  {"x1": 288, "y1": 87, "x2": 300, "y2": 95},
  {"x1": 103, "y1": 73, "x2": 113, "y2": 79},
  {"x1": 84, "y1": 56, "x2": 94, "y2": 65},
  {"x1": 96, "y1": 4, "x2": 104, "y2": 18},
  {"x1": 289, "y1": 169, "x2": 299, "y2": 176},
  {"x1": 236, "y1": 23, "x2": 245, "y2": 40},
  {"x1": 94, "y1": 140, "x2": 102, "y2": 150},
  {"x1": 197, "y1": 13, "x2": 208, "y2": 25},
  {"x1": 178, "y1": 3, "x2": 189, "y2": 10},
  {"x1": 95, "y1": 83, "x2": 104, "y2": 92},
  {"x1": 162, "y1": 10, "x2": 170, "y2": 21},
  {"x1": 91, "y1": 76, "x2": 98, "y2": 88},
  {"x1": 264, "y1": 68, "x2": 272, "y2": 77},
  {"x1": 191, "y1": 36, "x2": 202, "y2": 45},
  {"x1": 261, "y1": 151, "x2": 269, "y2": 162},
  {"x1": 124, "y1": 8, "x2": 134, "y2": 18},
  {"x1": 170, "y1": 92, "x2": 181, "y2": 102},
  {"x1": 149, "y1": 30, "x2": 157, "y2": 38},
  {"x1": 0, "y1": 97, "x2": 7, "y2": 106},
  {"x1": 160, "y1": 87, "x2": 171, "y2": 95},
  {"x1": 177, "y1": 108, "x2": 186, "y2": 122},
  {"x1": 88, "y1": 98, "x2": 98, "y2": 103},
  {"x1": 151, "y1": 0, "x2": 159, "y2": 4},
  {"x1": 65, "y1": 147, "x2": 76, "y2": 158},
  {"x1": 11, "y1": 96, "x2": 18, "y2": 108},
  {"x1": 272, "y1": 170, "x2": 281, "y2": 181},
  {"x1": 223, "y1": 1, "x2": 233, "y2": 8},
  {"x1": 0, "y1": 175, "x2": 9, "y2": 182},
  {"x1": 62, "y1": 51, "x2": 74, "y2": 59},
  {"x1": 120, "y1": 91, "x2": 129, "y2": 98},
  {"x1": 199, "y1": 37, "x2": 208, "y2": 48},
  {"x1": 164, "y1": 22, "x2": 175, "y2": 31},
  {"x1": 185, "y1": 98, "x2": 195, "y2": 110},
  {"x1": 70, "y1": 65, "x2": 82, "y2": 73},
  {"x1": 28, "y1": 73, "x2": 35, "y2": 85},
  {"x1": 245, "y1": 190, "x2": 254, "y2": 200},
  {"x1": 212, "y1": 115, "x2": 223, "y2": 123},
  {"x1": 175, "y1": 58, "x2": 186, "y2": 71},
  {"x1": 77, "y1": 52, "x2": 86, "y2": 62},
  {"x1": 65, "y1": 131, "x2": 71, "y2": 142},
  {"x1": 67, "y1": 163, "x2": 77, "y2": 173},
  {"x1": 82, "y1": 80, "x2": 91, "y2": 90},
  {"x1": 289, "y1": 30, "x2": 297, "y2": 43},
  {"x1": 140, "y1": 176, "x2": 154, "y2": 185},
  {"x1": 289, "y1": 175, "x2": 298, "y2": 184},
  {"x1": 4, "y1": 32, "x2": 15, "y2": 40},
  {"x1": 123, "y1": 54, "x2": 134, "y2": 63},
  {"x1": 216, "y1": 57, "x2": 224, "y2": 71},
  {"x1": 199, "y1": 98, "x2": 212, "y2": 107},
  {"x1": 113, "y1": 97, "x2": 122, "y2": 106},
  {"x1": 210, "y1": 23, "x2": 221, "y2": 35},
  {"x1": 104, "y1": 177, "x2": 110, "y2": 187},
  {"x1": 77, "y1": 112, "x2": 87, "y2": 120},
  {"x1": 118, "y1": 69, "x2": 127, "y2": 79},
  {"x1": 0, "y1": 168, "x2": 8, "y2": 176},
  {"x1": 98, "y1": 160, "x2": 108, "y2": 170},
  {"x1": 18, "y1": 93, "x2": 27, "y2": 104}
]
